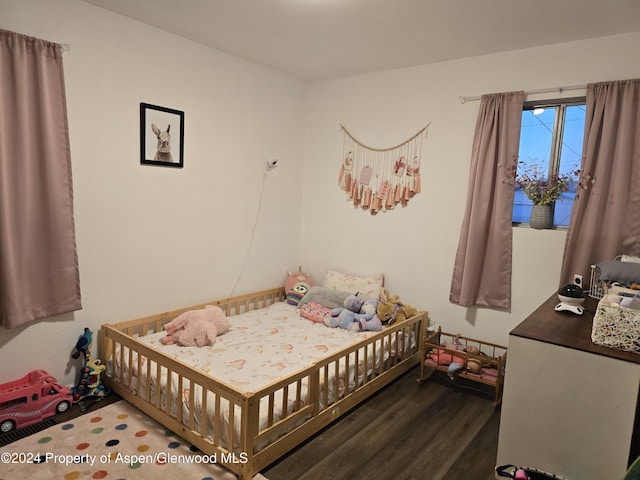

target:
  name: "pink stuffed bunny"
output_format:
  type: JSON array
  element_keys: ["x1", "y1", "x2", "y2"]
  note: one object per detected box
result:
[{"x1": 161, "y1": 305, "x2": 229, "y2": 347}]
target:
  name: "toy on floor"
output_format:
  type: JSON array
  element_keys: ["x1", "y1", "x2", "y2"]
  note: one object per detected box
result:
[
  {"x1": 71, "y1": 327, "x2": 110, "y2": 403},
  {"x1": 160, "y1": 305, "x2": 229, "y2": 347},
  {"x1": 0, "y1": 370, "x2": 73, "y2": 433}
]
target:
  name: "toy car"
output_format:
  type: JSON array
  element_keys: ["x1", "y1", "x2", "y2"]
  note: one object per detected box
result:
[{"x1": 0, "y1": 369, "x2": 73, "y2": 433}]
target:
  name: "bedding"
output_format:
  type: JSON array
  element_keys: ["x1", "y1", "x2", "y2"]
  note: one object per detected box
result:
[
  {"x1": 110, "y1": 301, "x2": 415, "y2": 450},
  {"x1": 299, "y1": 301, "x2": 333, "y2": 323},
  {"x1": 102, "y1": 287, "x2": 427, "y2": 480},
  {"x1": 125, "y1": 302, "x2": 389, "y2": 392},
  {"x1": 298, "y1": 285, "x2": 351, "y2": 309},
  {"x1": 322, "y1": 270, "x2": 384, "y2": 298}
]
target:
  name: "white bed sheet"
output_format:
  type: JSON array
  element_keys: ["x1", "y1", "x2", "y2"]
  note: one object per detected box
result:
[{"x1": 110, "y1": 302, "x2": 415, "y2": 449}]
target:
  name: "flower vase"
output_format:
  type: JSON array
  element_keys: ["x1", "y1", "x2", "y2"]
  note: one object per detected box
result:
[{"x1": 529, "y1": 204, "x2": 553, "y2": 229}]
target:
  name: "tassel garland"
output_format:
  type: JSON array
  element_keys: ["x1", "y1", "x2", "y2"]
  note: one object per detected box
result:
[{"x1": 339, "y1": 123, "x2": 429, "y2": 215}]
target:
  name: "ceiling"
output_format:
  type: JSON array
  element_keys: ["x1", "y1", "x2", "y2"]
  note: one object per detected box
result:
[{"x1": 81, "y1": 0, "x2": 640, "y2": 81}]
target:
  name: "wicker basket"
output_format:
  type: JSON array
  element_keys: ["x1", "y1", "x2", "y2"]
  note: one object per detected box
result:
[{"x1": 591, "y1": 299, "x2": 640, "y2": 353}]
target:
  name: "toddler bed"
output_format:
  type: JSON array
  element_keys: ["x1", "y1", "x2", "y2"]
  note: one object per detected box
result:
[{"x1": 101, "y1": 287, "x2": 428, "y2": 479}]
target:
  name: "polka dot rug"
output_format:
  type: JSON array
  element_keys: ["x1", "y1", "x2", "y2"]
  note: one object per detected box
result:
[{"x1": 0, "y1": 400, "x2": 268, "y2": 480}]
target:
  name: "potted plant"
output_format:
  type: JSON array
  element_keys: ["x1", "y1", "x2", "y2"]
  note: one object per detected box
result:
[{"x1": 515, "y1": 162, "x2": 579, "y2": 229}]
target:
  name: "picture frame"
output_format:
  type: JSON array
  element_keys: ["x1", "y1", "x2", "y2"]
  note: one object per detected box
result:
[{"x1": 140, "y1": 102, "x2": 184, "y2": 168}]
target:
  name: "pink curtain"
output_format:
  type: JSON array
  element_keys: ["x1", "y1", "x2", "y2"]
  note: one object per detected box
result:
[
  {"x1": 450, "y1": 91, "x2": 525, "y2": 309},
  {"x1": 0, "y1": 29, "x2": 81, "y2": 328},
  {"x1": 560, "y1": 79, "x2": 640, "y2": 286}
]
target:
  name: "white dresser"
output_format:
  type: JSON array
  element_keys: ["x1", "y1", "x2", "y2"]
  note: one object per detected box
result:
[{"x1": 496, "y1": 294, "x2": 640, "y2": 480}]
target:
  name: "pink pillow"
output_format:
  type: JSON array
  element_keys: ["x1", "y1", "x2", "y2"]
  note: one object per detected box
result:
[{"x1": 300, "y1": 302, "x2": 333, "y2": 323}]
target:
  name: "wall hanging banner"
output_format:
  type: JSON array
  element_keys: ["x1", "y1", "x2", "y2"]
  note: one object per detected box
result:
[{"x1": 339, "y1": 123, "x2": 429, "y2": 215}]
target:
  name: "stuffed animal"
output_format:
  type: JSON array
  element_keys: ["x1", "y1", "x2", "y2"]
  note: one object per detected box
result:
[
  {"x1": 377, "y1": 287, "x2": 418, "y2": 325},
  {"x1": 285, "y1": 267, "x2": 314, "y2": 306},
  {"x1": 326, "y1": 294, "x2": 364, "y2": 329},
  {"x1": 351, "y1": 298, "x2": 383, "y2": 332},
  {"x1": 161, "y1": 305, "x2": 229, "y2": 347},
  {"x1": 286, "y1": 281, "x2": 311, "y2": 306}
]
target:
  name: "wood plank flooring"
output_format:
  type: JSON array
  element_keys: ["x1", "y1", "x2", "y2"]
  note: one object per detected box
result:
[
  {"x1": 263, "y1": 365, "x2": 501, "y2": 480},
  {"x1": 0, "y1": 366, "x2": 500, "y2": 480}
]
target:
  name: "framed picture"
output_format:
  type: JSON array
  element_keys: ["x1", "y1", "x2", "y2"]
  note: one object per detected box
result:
[{"x1": 140, "y1": 103, "x2": 184, "y2": 168}]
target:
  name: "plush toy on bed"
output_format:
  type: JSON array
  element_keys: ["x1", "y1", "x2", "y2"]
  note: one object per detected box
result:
[
  {"x1": 285, "y1": 267, "x2": 314, "y2": 306},
  {"x1": 286, "y1": 281, "x2": 311, "y2": 306},
  {"x1": 352, "y1": 298, "x2": 383, "y2": 332},
  {"x1": 160, "y1": 305, "x2": 230, "y2": 347},
  {"x1": 377, "y1": 287, "x2": 418, "y2": 325},
  {"x1": 325, "y1": 293, "x2": 365, "y2": 329}
]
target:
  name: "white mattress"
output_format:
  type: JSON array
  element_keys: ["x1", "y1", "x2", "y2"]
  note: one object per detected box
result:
[
  {"x1": 111, "y1": 302, "x2": 415, "y2": 449},
  {"x1": 138, "y1": 302, "x2": 384, "y2": 392}
]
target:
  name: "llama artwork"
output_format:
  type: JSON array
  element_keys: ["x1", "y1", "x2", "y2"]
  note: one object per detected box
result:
[{"x1": 152, "y1": 123, "x2": 173, "y2": 163}]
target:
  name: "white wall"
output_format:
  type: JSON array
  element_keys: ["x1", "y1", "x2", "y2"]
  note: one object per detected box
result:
[
  {"x1": 300, "y1": 32, "x2": 640, "y2": 346},
  {"x1": 0, "y1": 0, "x2": 305, "y2": 386},
  {"x1": 2, "y1": 0, "x2": 639, "y2": 387}
]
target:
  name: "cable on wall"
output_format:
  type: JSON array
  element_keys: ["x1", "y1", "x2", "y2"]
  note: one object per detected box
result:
[{"x1": 228, "y1": 160, "x2": 278, "y2": 298}]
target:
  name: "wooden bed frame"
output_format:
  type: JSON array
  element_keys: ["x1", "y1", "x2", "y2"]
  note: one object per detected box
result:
[{"x1": 100, "y1": 287, "x2": 428, "y2": 479}]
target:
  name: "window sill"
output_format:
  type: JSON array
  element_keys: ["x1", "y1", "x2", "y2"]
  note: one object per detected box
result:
[{"x1": 512, "y1": 222, "x2": 569, "y2": 231}]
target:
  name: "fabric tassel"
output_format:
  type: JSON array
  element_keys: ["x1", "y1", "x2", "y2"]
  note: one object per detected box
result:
[
  {"x1": 345, "y1": 173, "x2": 352, "y2": 193},
  {"x1": 414, "y1": 173, "x2": 421, "y2": 193},
  {"x1": 371, "y1": 196, "x2": 379, "y2": 212},
  {"x1": 394, "y1": 184, "x2": 401, "y2": 203},
  {"x1": 402, "y1": 186, "x2": 409, "y2": 206},
  {"x1": 385, "y1": 188, "x2": 394, "y2": 209},
  {"x1": 362, "y1": 188, "x2": 371, "y2": 210},
  {"x1": 377, "y1": 180, "x2": 391, "y2": 200},
  {"x1": 338, "y1": 164, "x2": 344, "y2": 185}
]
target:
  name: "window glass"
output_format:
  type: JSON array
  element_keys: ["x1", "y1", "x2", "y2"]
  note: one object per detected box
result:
[{"x1": 513, "y1": 100, "x2": 585, "y2": 227}]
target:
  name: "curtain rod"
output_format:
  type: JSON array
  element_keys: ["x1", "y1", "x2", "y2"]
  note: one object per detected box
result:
[{"x1": 458, "y1": 84, "x2": 586, "y2": 104}]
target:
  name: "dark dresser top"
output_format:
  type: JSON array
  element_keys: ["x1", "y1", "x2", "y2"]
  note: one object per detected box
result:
[{"x1": 510, "y1": 293, "x2": 640, "y2": 365}]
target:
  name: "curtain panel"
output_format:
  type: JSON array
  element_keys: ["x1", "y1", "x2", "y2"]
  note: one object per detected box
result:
[
  {"x1": 0, "y1": 29, "x2": 81, "y2": 328},
  {"x1": 450, "y1": 91, "x2": 525, "y2": 309},
  {"x1": 560, "y1": 79, "x2": 640, "y2": 286}
]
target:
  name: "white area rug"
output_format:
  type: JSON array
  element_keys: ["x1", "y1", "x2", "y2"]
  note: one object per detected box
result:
[{"x1": 0, "y1": 400, "x2": 268, "y2": 480}]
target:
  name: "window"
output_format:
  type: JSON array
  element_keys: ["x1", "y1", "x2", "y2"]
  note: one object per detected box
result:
[{"x1": 513, "y1": 98, "x2": 586, "y2": 227}]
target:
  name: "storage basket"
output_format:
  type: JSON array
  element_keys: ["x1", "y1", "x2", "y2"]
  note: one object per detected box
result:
[
  {"x1": 591, "y1": 299, "x2": 640, "y2": 353},
  {"x1": 589, "y1": 254, "x2": 640, "y2": 299}
]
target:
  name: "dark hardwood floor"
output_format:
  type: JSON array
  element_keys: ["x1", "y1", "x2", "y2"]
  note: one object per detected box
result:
[
  {"x1": 263, "y1": 365, "x2": 501, "y2": 480},
  {"x1": 0, "y1": 367, "x2": 501, "y2": 479}
]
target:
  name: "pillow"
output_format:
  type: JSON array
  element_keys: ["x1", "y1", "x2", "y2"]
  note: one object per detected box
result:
[
  {"x1": 299, "y1": 286, "x2": 351, "y2": 309},
  {"x1": 597, "y1": 260, "x2": 640, "y2": 284},
  {"x1": 300, "y1": 302, "x2": 333, "y2": 323},
  {"x1": 322, "y1": 270, "x2": 384, "y2": 299}
]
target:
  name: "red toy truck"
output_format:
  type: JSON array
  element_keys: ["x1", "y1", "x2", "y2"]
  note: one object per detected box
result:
[{"x1": 0, "y1": 370, "x2": 73, "y2": 433}]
